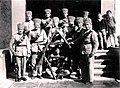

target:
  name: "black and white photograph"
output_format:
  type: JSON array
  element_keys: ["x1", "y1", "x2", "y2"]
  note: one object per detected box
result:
[{"x1": 0, "y1": 0, "x2": 120, "y2": 88}]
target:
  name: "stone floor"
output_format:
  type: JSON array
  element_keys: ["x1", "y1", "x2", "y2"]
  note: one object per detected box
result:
[{"x1": 0, "y1": 76, "x2": 120, "y2": 88}]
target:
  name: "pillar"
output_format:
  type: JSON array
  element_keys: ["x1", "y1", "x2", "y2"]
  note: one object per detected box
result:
[
  {"x1": 115, "y1": 0, "x2": 120, "y2": 36},
  {"x1": 101, "y1": 0, "x2": 115, "y2": 16},
  {"x1": 0, "y1": 0, "x2": 26, "y2": 80},
  {"x1": 11, "y1": 0, "x2": 26, "y2": 35}
]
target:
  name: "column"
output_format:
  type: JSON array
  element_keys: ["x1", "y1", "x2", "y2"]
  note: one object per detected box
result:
[
  {"x1": 11, "y1": 0, "x2": 26, "y2": 35},
  {"x1": 115, "y1": 0, "x2": 120, "y2": 36}
]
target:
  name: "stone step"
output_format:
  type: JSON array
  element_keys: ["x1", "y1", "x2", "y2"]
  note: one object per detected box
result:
[
  {"x1": 94, "y1": 63, "x2": 119, "y2": 71},
  {"x1": 96, "y1": 50, "x2": 109, "y2": 53},
  {"x1": 94, "y1": 76, "x2": 115, "y2": 81},
  {"x1": 94, "y1": 59, "x2": 111, "y2": 63},
  {"x1": 94, "y1": 69, "x2": 119, "y2": 75}
]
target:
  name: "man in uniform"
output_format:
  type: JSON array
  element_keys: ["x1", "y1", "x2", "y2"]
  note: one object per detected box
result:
[
  {"x1": 64, "y1": 16, "x2": 77, "y2": 75},
  {"x1": 72, "y1": 19, "x2": 98, "y2": 84},
  {"x1": 66, "y1": 16, "x2": 77, "y2": 41},
  {"x1": 59, "y1": 8, "x2": 69, "y2": 35},
  {"x1": 23, "y1": 11, "x2": 34, "y2": 36},
  {"x1": 82, "y1": 11, "x2": 92, "y2": 28},
  {"x1": 41, "y1": 9, "x2": 53, "y2": 36},
  {"x1": 59, "y1": 8, "x2": 69, "y2": 27},
  {"x1": 72, "y1": 17, "x2": 84, "y2": 79},
  {"x1": 10, "y1": 23, "x2": 31, "y2": 81},
  {"x1": 29, "y1": 18, "x2": 47, "y2": 78}
]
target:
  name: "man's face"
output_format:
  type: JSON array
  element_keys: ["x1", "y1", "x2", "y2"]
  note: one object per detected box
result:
[
  {"x1": 98, "y1": 13, "x2": 102, "y2": 19},
  {"x1": 45, "y1": 12, "x2": 51, "y2": 18},
  {"x1": 69, "y1": 21, "x2": 74, "y2": 26},
  {"x1": 63, "y1": 13, "x2": 68, "y2": 18},
  {"x1": 77, "y1": 22, "x2": 83, "y2": 28},
  {"x1": 26, "y1": 15, "x2": 32, "y2": 21},
  {"x1": 84, "y1": 23, "x2": 91, "y2": 30},
  {"x1": 107, "y1": 12, "x2": 112, "y2": 17},
  {"x1": 83, "y1": 14, "x2": 88, "y2": 18},
  {"x1": 34, "y1": 23, "x2": 40, "y2": 29},
  {"x1": 18, "y1": 27, "x2": 24, "y2": 35},
  {"x1": 53, "y1": 20, "x2": 59, "y2": 27}
]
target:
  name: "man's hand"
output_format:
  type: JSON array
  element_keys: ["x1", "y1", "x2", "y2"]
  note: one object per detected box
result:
[
  {"x1": 13, "y1": 52, "x2": 17, "y2": 56},
  {"x1": 27, "y1": 53, "x2": 31, "y2": 58},
  {"x1": 69, "y1": 41, "x2": 74, "y2": 45},
  {"x1": 89, "y1": 52, "x2": 94, "y2": 57}
]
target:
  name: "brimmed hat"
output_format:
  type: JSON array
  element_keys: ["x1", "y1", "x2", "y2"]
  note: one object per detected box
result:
[
  {"x1": 26, "y1": 11, "x2": 32, "y2": 16},
  {"x1": 84, "y1": 18, "x2": 92, "y2": 24},
  {"x1": 82, "y1": 11, "x2": 89, "y2": 15},
  {"x1": 52, "y1": 17, "x2": 59, "y2": 22},
  {"x1": 44, "y1": 9, "x2": 51, "y2": 13},
  {"x1": 62, "y1": 8, "x2": 68, "y2": 14},
  {"x1": 76, "y1": 17, "x2": 84, "y2": 23},
  {"x1": 17, "y1": 23, "x2": 24, "y2": 29},
  {"x1": 68, "y1": 16, "x2": 75, "y2": 22},
  {"x1": 33, "y1": 18, "x2": 41, "y2": 24}
]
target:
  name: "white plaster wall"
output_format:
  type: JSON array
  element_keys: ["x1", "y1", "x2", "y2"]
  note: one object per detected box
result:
[
  {"x1": 11, "y1": 0, "x2": 26, "y2": 35},
  {"x1": 101, "y1": 0, "x2": 115, "y2": 16},
  {"x1": 115, "y1": 0, "x2": 120, "y2": 36}
]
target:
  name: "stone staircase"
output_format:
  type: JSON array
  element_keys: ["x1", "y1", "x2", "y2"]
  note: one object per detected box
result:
[{"x1": 94, "y1": 48, "x2": 120, "y2": 81}]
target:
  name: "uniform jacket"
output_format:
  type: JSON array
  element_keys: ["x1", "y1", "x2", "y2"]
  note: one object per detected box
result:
[
  {"x1": 41, "y1": 18, "x2": 53, "y2": 35},
  {"x1": 48, "y1": 27, "x2": 64, "y2": 42},
  {"x1": 29, "y1": 28, "x2": 47, "y2": 52},
  {"x1": 10, "y1": 33, "x2": 31, "y2": 56},
  {"x1": 23, "y1": 20, "x2": 34, "y2": 32},
  {"x1": 74, "y1": 29, "x2": 98, "y2": 55}
]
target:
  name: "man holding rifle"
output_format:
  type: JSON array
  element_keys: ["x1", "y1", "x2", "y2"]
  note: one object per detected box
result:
[
  {"x1": 29, "y1": 18, "x2": 47, "y2": 78},
  {"x1": 10, "y1": 23, "x2": 31, "y2": 82}
]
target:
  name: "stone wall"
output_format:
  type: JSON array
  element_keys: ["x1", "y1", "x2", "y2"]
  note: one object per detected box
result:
[{"x1": 0, "y1": 0, "x2": 12, "y2": 49}]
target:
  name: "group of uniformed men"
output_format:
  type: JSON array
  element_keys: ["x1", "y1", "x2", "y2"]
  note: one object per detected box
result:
[{"x1": 10, "y1": 8, "x2": 99, "y2": 84}]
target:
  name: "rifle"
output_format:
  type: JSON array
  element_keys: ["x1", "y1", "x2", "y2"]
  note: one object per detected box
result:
[
  {"x1": 37, "y1": 32, "x2": 57, "y2": 80},
  {"x1": 12, "y1": 55, "x2": 19, "y2": 82},
  {"x1": 55, "y1": 28, "x2": 71, "y2": 48},
  {"x1": 14, "y1": 62, "x2": 18, "y2": 82}
]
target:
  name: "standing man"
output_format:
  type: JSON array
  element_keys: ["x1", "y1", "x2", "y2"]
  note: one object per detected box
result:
[
  {"x1": 23, "y1": 11, "x2": 34, "y2": 36},
  {"x1": 59, "y1": 8, "x2": 69, "y2": 27},
  {"x1": 72, "y1": 19, "x2": 98, "y2": 84},
  {"x1": 59, "y1": 8, "x2": 69, "y2": 35},
  {"x1": 104, "y1": 10, "x2": 118, "y2": 47},
  {"x1": 96, "y1": 13, "x2": 107, "y2": 50},
  {"x1": 29, "y1": 18, "x2": 47, "y2": 78},
  {"x1": 72, "y1": 17, "x2": 84, "y2": 79},
  {"x1": 10, "y1": 23, "x2": 31, "y2": 81},
  {"x1": 41, "y1": 9, "x2": 53, "y2": 36},
  {"x1": 66, "y1": 16, "x2": 77, "y2": 41}
]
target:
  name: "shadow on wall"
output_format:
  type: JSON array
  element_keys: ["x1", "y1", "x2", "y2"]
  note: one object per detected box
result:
[
  {"x1": 2, "y1": 49, "x2": 14, "y2": 78},
  {"x1": 98, "y1": 47, "x2": 120, "y2": 79}
]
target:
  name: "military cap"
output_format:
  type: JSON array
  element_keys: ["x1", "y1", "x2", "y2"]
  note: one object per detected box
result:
[
  {"x1": 17, "y1": 23, "x2": 24, "y2": 29},
  {"x1": 62, "y1": 8, "x2": 68, "y2": 14},
  {"x1": 82, "y1": 11, "x2": 89, "y2": 15},
  {"x1": 52, "y1": 17, "x2": 59, "y2": 22},
  {"x1": 76, "y1": 17, "x2": 84, "y2": 23},
  {"x1": 68, "y1": 16, "x2": 75, "y2": 22},
  {"x1": 44, "y1": 9, "x2": 51, "y2": 13},
  {"x1": 26, "y1": 11, "x2": 32, "y2": 16},
  {"x1": 84, "y1": 18, "x2": 92, "y2": 24},
  {"x1": 33, "y1": 18, "x2": 41, "y2": 24}
]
